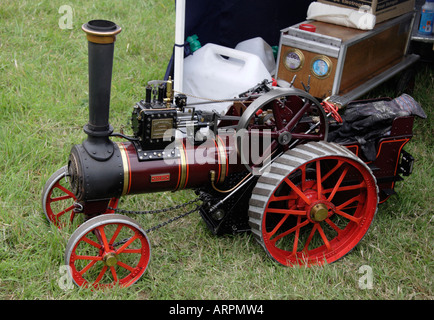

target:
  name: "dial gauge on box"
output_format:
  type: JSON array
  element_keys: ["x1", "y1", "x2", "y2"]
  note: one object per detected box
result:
[
  {"x1": 283, "y1": 49, "x2": 304, "y2": 71},
  {"x1": 311, "y1": 55, "x2": 332, "y2": 79}
]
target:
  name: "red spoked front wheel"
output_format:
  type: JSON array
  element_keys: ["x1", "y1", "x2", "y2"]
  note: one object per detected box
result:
[
  {"x1": 248, "y1": 141, "x2": 378, "y2": 266},
  {"x1": 42, "y1": 166, "x2": 77, "y2": 228},
  {"x1": 65, "y1": 214, "x2": 151, "y2": 289},
  {"x1": 42, "y1": 166, "x2": 119, "y2": 228}
]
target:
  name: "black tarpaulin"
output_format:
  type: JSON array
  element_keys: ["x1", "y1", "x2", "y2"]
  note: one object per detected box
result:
[{"x1": 165, "y1": 0, "x2": 315, "y2": 79}]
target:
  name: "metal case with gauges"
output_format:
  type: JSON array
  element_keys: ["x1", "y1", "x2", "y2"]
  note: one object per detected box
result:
[{"x1": 276, "y1": 12, "x2": 419, "y2": 106}]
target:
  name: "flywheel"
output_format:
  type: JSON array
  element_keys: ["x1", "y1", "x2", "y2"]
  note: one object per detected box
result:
[
  {"x1": 248, "y1": 141, "x2": 378, "y2": 267},
  {"x1": 236, "y1": 87, "x2": 328, "y2": 174}
]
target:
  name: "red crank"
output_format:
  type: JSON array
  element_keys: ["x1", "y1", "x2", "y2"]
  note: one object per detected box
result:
[{"x1": 321, "y1": 100, "x2": 343, "y2": 123}]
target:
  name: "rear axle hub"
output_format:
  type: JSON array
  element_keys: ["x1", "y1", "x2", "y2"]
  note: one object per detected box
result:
[{"x1": 310, "y1": 203, "x2": 329, "y2": 222}]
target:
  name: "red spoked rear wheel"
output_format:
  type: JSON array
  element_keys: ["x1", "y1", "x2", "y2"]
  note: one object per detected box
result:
[
  {"x1": 248, "y1": 141, "x2": 378, "y2": 266},
  {"x1": 65, "y1": 214, "x2": 151, "y2": 289}
]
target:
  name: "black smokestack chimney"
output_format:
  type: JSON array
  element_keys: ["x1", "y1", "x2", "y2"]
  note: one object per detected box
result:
[{"x1": 81, "y1": 20, "x2": 121, "y2": 160}]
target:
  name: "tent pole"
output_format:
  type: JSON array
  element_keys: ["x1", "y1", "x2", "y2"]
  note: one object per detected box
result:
[{"x1": 174, "y1": 0, "x2": 185, "y2": 93}]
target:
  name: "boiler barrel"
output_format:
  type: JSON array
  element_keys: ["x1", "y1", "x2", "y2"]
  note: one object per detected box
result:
[{"x1": 117, "y1": 137, "x2": 242, "y2": 196}]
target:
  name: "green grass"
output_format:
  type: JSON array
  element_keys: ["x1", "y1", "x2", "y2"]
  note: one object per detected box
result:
[{"x1": 0, "y1": 0, "x2": 433, "y2": 300}]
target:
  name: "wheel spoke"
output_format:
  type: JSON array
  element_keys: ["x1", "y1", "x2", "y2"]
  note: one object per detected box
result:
[
  {"x1": 284, "y1": 177, "x2": 311, "y2": 205},
  {"x1": 49, "y1": 194, "x2": 74, "y2": 203},
  {"x1": 94, "y1": 265, "x2": 108, "y2": 284},
  {"x1": 110, "y1": 266, "x2": 118, "y2": 283},
  {"x1": 109, "y1": 225, "x2": 123, "y2": 245},
  {"x1": 116, "y1": 233, "x2": 139, "y2": 254},
  {"x1": 117, "y1": 261, "x2": 135, "y2": 272},
  {"x1": 321, "y1": 160, "x2": 344, "y2": 183},
  {"x1": 285, "y1": 100, "x2": 312, "y2": 132},
  {"x1": 74, "y1": 255, "x2": 103, "y2": 261},
  {"x1": 323, "y1": 182, "x2": 366, "y2": 194},
  {"x1": 316, "y1": 160, "x2": 322, "y2": 199},
  {"x1": 316, "y1": 224, "x2": 331, "y2": 251},
  {"x1": 265, "y1": 208, "x2": 306, "y2": 216},
  {"x1": 97, "y1": 226, "x2": 110, "y2": 250},
  {"x1": 327, "y1": 166, "x2": 349, "y2": 202},
  {"x1": 82, "y1": 236, "x2": 102, "y2": 249},
  {"x1": 122, "y1": 248, "x2": 142, "y2": 254},
  {"x1": 53, "y1": 183, "x2": 76, "y2": 199},
  {"x1": 292, "y1": 216, "x2": 302, "y2": 254},
  {"x1": 270, "y1": 219, "x2": 310, "y2": 243},
  {"x1": 303, "y1": 224, "x2": 318, "y2": 251},
  {"x1": 79, "y1": 260, "x2": 98, "y2": 276},
  {"x1": 267, "y1": 214, "x2": 290, "y2": 238},
  {"x1": 335, "y1": 209, "x2": 361, "y2": 224},
  {"x1": 272, "y1": 100, "x2": 286, "y2": 130},
  {"x1": 54, "y1": 204, "x2": 75, "y2": 219},
  {"x1": 325, "y1": 218, "x2": 342, "y2": 234},
  {"x1": 336, "y1": 194, "x2": 363, "y2": 211}
]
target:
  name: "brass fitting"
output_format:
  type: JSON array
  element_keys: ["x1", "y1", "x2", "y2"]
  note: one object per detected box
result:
[
  {"x1": 310, "y1": 203, "x2": 328, "y2": 222},
  {"x1": 82, "y1": 20, "x2": 122, "y2": 44},
  {"x1": 164, "y1": 77, "x2": 173, "y2": 108},
  {"x1": 103, "y1": 252, "x2": 118, "y2": 267}
]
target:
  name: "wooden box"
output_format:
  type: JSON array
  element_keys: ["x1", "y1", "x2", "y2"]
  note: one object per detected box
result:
[{"x1": 276, "y1": 12, "x2": 416, "y2": 104}]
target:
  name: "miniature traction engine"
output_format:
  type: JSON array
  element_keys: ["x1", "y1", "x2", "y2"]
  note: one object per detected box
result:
[{"x1": 41, "y1": 20, "x2": 423, "y2": 288}]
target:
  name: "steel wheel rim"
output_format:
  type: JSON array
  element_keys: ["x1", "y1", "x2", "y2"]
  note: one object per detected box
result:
[
  {"x1": 65, "y1": 214, "x2": 151, "y2": 288},
  {"x1": 249, "y1": 142, "x2": 378, "y2": 267}
]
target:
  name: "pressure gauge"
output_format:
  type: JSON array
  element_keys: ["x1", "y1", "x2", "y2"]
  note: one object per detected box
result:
[
  {"x1": 283, "y1": 49, "x2": 304, "y2": 71},
  {"x1": 311, "y1": 55, "x2": 332, "y2": 79}
]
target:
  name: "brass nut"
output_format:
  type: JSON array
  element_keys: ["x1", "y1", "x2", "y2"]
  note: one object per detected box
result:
[{"x1": 310, "y1": 203, "x2": 328, "y2": 222}]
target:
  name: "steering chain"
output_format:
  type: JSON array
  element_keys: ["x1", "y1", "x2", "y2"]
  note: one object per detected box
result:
[{"x1": 109, "y1": 197, "x2": 202, "y2": 247}]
